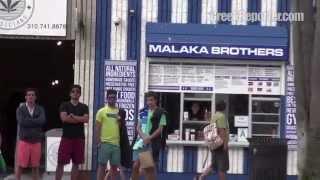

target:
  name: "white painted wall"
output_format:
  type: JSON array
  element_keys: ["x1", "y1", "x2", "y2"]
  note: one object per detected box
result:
[
  {"x1": 110, "y1": 0, "x2": 128, "y2": 60},
  {"x1": 231, "y1": 0, "x2": 248, "y2": 25},
  {"x1": 139, "y1": 0, "x2": 159, "y2": 108},
  {"x1": 201, "y1": 0, "x2": 219, "y2": 24},
  {"x1": 261, "y1": 0, "x2": 277, "y2": 26},
  {"x1": 172, "y1": 0, "x2": 188, "y2": 23}
]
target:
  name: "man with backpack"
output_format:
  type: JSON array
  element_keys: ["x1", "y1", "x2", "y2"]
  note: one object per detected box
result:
[{"x1": 131, "y1": 92, "x2": 167, "y2": 180}]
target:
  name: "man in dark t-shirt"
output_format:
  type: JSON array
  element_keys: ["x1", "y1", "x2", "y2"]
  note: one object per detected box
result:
[{"x1": 55, "y1": 85, "x2": 89, "y2": 180}]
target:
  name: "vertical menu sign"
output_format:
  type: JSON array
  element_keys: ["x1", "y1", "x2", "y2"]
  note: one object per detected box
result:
[
  {"x1": 285, "y1": 65, "x2": 297, "y2": 149},
  {"x1": 104, "y1": 61, "x2": 137, "y2": 142}
]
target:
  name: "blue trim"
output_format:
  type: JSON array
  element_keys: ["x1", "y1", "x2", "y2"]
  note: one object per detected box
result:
[
  {"x1": 157, "y1": 173, "x2": 296, "y2": 180},
  {"x1": 280, "y1": 95, "x2": 286, "y2": 138},
  {"x1": 126, "y1": 0, "x2": 142, "y2": 138},
  {"x1": 278, "y1": 0, "x2": 290, "y2": 13},
  {"x1": 218, "y1": 0, "x2": 231, "y2": 24},
  {"x1": 183, "y1": 146, "x2": 197, "y2": 173},
  {"x1": 278, "y1": 0, "x2": 290, "y2": 27},
  {"x1": 127, "y1": 0, "x2": 142, "y2": 60},
  {"x1": 158, "y1": 149, "x2": 168, "y2": 173},
  {"x1": 243, "y1": 148, "x2": 249, "y2": 174},
  {"x1": 158, "y1": 0, "x2": 172, "y2": 22},
  {"x1": 248, "y1": 0, "x2": 261, "y2": 25},
  {"x1": 93, "y1": 0, "x2": 112, "y2": 178},
  {"x1": 188, "y1": 0, "x2": 202, "y2": 24}
]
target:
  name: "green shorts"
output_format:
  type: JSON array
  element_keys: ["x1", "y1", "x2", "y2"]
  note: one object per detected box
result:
[{"x1": 98, "y1": 143, "x2": 120, "y2": 166}]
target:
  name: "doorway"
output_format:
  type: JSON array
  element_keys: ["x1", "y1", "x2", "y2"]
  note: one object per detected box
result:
[{"x1": 0, "y1": 39, "x2": 74, "y2": 170}]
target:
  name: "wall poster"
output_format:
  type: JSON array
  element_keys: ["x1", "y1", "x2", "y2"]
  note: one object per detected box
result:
[{"x1": 104, "y1": 61, "x2": 137, "y2": 142}]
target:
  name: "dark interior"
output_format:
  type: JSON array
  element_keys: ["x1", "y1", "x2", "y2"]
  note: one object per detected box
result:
[{"x1": 0, "y1": 39, "x2": 74, "y2": 169}]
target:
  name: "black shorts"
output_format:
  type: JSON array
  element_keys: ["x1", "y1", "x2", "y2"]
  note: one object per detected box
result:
[{"x1": 211, "y1": 146, "x2": 229, "y2": 172}]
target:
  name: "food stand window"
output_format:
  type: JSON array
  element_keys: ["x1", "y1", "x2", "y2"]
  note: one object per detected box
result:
[
  {"x1": 181, "y1": 93, "x2": 213, "y2": 140},
  {"x1": 251, "y1": 96, "x2": 281, "y2": 137},
  {"x1": 148, "y1": 62, "x2": 285, "y2": 140}
]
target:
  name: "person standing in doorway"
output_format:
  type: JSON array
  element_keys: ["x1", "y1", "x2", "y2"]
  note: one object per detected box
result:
[
  {"x1": 15, "y1": 88, "x2": 46, "y2": 180},
  {"x1": 131, "y1": 92, "x2": 167, "y2": 180},
  {"x1": 55, "y1": 85, "x2": 89, "y2": 180},
  {"x1": 96, "y1": 89, "x2": 124, "y2": 180}
]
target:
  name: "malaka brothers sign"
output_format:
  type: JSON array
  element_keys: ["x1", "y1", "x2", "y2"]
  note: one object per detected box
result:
[
  {"x1": 0, "y1": 0, "x2": 67, "y2": 36},
  {"x1": 147, "y1": 43, "x2": 288, "y2": 61}
]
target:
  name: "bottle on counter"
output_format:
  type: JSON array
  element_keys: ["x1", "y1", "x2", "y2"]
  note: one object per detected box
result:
[
  {"x1": 185, "y1": 128, "x2": 190, "y2": 141},
  {"x1": 190, "y1": 129, "x2": 196, "y2": 141}
]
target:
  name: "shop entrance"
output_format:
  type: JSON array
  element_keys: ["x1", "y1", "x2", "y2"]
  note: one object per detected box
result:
[{"x1": 0, "y1": 39, "x2": 74, "y2": 170}]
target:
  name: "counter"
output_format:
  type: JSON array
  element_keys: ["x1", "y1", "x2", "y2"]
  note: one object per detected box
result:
[{"x1": 165, "y1": 140, "x2": 249, "y2": 173}]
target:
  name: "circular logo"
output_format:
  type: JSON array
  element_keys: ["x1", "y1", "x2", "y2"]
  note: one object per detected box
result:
[
  {"x1": 0, "y1": 0, "x2": 34, "y2": 30},
  {"x1": 47, "y1": 141, "x2": 59, "y2": 166}
]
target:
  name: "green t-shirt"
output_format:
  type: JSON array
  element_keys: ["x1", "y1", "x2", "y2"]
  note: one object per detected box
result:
[
  {"x1": 96, "y1": 106, "x2": 120, "y2": 146},
  {"x1": 133, "y1": 110, "x2": 167, "y2": 150},
  {"x1": 211, "y1": 111, "x2": 229, "y2": 130}
]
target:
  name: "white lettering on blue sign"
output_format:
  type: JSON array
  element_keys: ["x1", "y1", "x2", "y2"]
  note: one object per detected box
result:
[
  {"x1": 149, "y1": 44, "x2": 210, "y2": 55},
  {"x1": 148, "y1": 44, "x2": 284, "y2": 57}
]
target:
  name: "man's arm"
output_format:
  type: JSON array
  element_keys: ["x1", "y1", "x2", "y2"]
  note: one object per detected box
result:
[
  {"x1": 16, "y1": 107, "x2": 35, "y2": 127},
  {"x1": 28, "y1": 107, "x2": 46, "y2": 126},
  {"x1": 144, "y1": 113, "x2": 166, "y2": 144},
  {"x1": 71, "y1": 105, "x2": 89, "y2": 123},
  {"x1": 71, "y1": 114, "x2": 89, "y2": 123},
  {"x1": 136, "y1": 121, "x2": 146, "y2": 139},
  {"x1": 96, "y1": 121, "x2": 102, "y2": 145},
  {"x1": 218, "y1": 128, "x2": 228, "y2": 150},
  {"x1": 60, "y1": 112, "x2": 78, "y2": 124}
]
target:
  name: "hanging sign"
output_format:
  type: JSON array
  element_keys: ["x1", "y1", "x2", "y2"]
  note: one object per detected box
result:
[{"x1": 104, "y1": 61, "x2": 137, "y2": 142}]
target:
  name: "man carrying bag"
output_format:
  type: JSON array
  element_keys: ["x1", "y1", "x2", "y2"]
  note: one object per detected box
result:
[{"x1": 131, "y1": 92, "x2": 167, "y2": 180}]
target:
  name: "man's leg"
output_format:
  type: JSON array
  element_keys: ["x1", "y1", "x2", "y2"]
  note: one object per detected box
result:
[
  {"x1": 56, "y1": 138, "x2": 71, "y2": 180},
  {"x1": 131, "y1": 160, "x2": 140, "y2": 180},
  {"x1": 119, "y1": 167, "x2": 126, "y2": 180},
  {"x1": 71, "y1": 164, "x2": 79, "y2": 180},
  {"x1": 31, "y1": 167, "x2": 40, "y2": 180},
  {"x1": 30, "y1": 143, "x2": 41, "y2": 180},
  {"x1": 109, "y1": 165, "x2": 118, "y2": 180},
  {"x1": 15, "y1": 166, "x2": 23, "y2": 180},
  {"x1": 144, "y1": 167, "x2": 156, "y2": 180},
  {"x1": 97, "y1": 164, "x2": 107, "y2": 180},
  {"x1": 218, "y1": 171, "x2": 226, "y2": 180},
  {"x1": 199, "y1": 165, "x2": 213, "y2": 180},
  {"x1": 16, "y1": 141, "x2": 29, "y2": 180},
  {"x1": 55, "y1": 163, "x2": 64, "y2": 180},
  {"x1": 71, "y1": 138, "x2": 85, "y2": 180}
]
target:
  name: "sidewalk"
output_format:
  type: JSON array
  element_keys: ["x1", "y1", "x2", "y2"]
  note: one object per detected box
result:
[{"x1": 3, "y1": 171, "x2": 91, "y2": 180}]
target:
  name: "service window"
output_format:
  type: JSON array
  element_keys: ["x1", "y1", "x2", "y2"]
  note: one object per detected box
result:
[{"x1": 251, "y1": 96, "x2": 281, "y2": 137}]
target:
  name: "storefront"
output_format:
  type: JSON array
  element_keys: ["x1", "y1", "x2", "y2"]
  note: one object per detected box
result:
[
  {"x1": 0, "y1": 0, "x2": 98, "y2": 173},
  {"x1": 140, "y1": 22, "x2": 296, "y2": 180}
]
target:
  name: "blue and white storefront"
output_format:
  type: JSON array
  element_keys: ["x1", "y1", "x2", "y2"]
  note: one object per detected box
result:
[{"x1": 94, "y1": 0, "x2": 297, "y2": 179}]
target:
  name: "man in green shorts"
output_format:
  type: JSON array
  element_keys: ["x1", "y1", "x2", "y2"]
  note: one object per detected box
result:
[
  {"x1": 96, "y1": 89, "x2": 122, "y2": 180},
  {"x1": 131, "y1": 92, "x2": 167, "y2": 180}
]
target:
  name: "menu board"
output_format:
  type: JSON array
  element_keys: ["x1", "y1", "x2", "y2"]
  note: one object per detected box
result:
[
  {"x1": 248, "y1": 66, "x2": 282, "y2": 95},
  {"x1": 148, "y1": 63, "x2": 283, "y2": 95},
  {"x1": 105, "y1": 61, "x2": 137, "y2": 141},
  {"x1": 215, "y1": 65, "x2": 248, "y2": 94}
]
